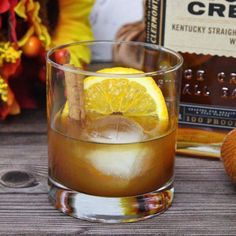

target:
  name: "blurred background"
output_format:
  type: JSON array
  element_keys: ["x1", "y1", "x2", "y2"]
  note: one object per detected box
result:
[
  {"x1": 0, "y1": 0, "x2": 143, "y2": 120},
  {"x1": 90, "y1": 0, "x2": 143, "y2": 60}
]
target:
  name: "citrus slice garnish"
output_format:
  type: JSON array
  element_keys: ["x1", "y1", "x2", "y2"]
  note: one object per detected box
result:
[
  {"x1": 84, "y1": 67, "x2": 169, "y2": 132},
  {"x1": 62, "y1": 67, "x2": 169, "y2": 134}
]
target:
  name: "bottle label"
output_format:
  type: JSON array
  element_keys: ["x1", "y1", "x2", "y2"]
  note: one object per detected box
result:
[
  {"x1": 179, "y1": 103, "x2": 236, "y2": 129},
  {"x1": 145, "y1": 0, "x2": 236, "y2": 130},
  {"x1": 162, "y1": 0, "x2": 236, "y2": 57}
]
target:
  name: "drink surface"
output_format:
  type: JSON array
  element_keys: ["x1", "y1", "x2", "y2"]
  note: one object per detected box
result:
[{"x1": 48, "y1": 111, "x2": 176, "y2": 197}]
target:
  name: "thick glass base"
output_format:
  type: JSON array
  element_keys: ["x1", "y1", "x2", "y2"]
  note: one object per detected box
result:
[{"x1": 48, "y1": 178, "x2": 174, "y2": 223}]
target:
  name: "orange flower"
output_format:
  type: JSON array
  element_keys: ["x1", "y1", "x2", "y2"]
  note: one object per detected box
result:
[{"x1": 0, "y1": 59, "x2": 20, "y2": 119}]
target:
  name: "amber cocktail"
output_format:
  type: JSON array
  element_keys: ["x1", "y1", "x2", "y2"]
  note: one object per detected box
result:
[{"x1": 47, "y1": 41, "x2": 183, "y2": 222}]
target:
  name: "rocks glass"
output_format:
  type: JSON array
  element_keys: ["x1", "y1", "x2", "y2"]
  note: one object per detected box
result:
[{"x1": 46, "y1": 41, "x2": 183, "y2": 222}]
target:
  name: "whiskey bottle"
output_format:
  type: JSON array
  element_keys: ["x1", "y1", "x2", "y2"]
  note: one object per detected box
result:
[{"x1": 145, "y1": 0, "x2": 236, "y2": 158}]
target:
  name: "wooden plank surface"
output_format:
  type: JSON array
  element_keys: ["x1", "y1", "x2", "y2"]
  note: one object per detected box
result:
[{"x1": 0, "y1": 110, "x2": 236, "y2": 235}]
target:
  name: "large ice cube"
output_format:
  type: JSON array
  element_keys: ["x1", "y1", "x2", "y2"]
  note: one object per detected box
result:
[
  {"x1": 84, "y1": 115, "x2": 152, "y2": 179},
  {"x1": 86, "y1": 145, "x2": 151, "y2": 179},
  {"x1": 87, "y1": 115, "x2": 145, "y2": 143}
]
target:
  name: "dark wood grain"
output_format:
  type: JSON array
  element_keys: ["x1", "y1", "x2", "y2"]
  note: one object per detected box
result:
[
  {"x1": 0, "y1": 110, "x2": 235, "y2": 235},
  {"x1": 0, "y1": 109, "x2": 47, "y2": 133}
]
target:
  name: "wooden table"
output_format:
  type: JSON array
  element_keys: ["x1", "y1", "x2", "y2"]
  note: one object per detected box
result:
[{"x1": 0, "y1": 109, "x2": 235, "y2": 235}]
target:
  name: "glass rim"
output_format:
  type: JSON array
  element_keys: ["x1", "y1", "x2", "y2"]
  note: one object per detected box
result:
[{"x1": 47, "y1": 40, "x2": 183, "y2": 77}]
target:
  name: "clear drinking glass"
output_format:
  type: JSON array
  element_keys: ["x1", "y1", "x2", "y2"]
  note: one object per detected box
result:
[{"x1": 46, "y1": 41, "x2": 183, "y2": 223}]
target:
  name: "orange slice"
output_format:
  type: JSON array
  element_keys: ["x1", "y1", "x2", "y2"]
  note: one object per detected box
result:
[
  {"x1": 84, "y1": 67, "x2": 168, "y2": 130},
  {"x1": 62, "y1": 67, "x2": 169, "y2": 133}
]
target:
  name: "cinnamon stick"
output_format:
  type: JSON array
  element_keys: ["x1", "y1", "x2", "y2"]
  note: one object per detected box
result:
[{"x1": 64, "y1": 65, "x2": 85, "y2": 123}]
